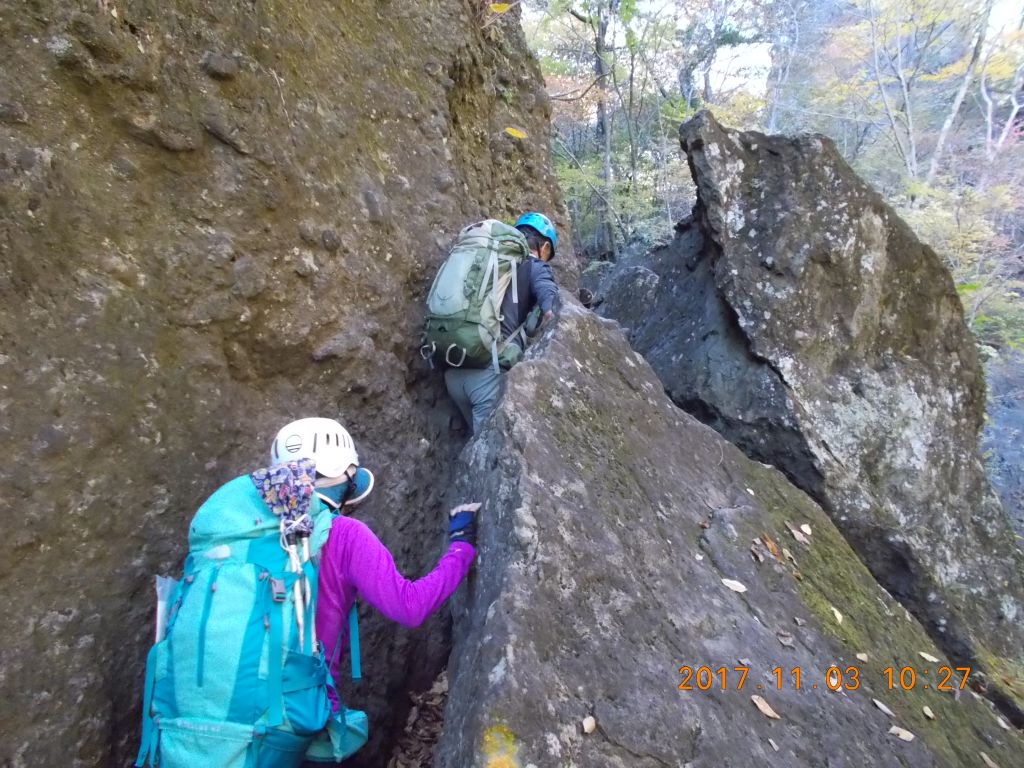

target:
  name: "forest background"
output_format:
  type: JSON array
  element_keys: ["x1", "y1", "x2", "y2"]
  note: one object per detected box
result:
[{"x1": 515, "y1": 0, "x2": 1024, "y2": 352}]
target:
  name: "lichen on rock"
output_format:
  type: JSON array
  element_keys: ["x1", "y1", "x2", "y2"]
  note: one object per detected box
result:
[
  {"x1": 436, "y1": 306, "x2": 1023, "y2": 767},
  {"x1": 587, "y1": 110, "x2": 1024, "y2": 721}
]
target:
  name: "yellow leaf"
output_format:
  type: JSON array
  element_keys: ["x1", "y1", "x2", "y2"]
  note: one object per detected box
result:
[
  {"x1": 490, "y1": 3, "x2": 513, "y2": 13},
  {"x1": 751, "y1": 695, "x2": 781, "y2": 720},
  {"x1": 504, "y1": 127, "x2": 527, "y2": 139}
]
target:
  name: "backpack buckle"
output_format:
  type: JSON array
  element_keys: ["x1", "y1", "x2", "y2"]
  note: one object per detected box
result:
[
  {"x1": 270, "y1": 578, "x2": 287, "y2": 603},
  {"x1": 445, "y1": 344, "x2": 467, "y2": 367}
]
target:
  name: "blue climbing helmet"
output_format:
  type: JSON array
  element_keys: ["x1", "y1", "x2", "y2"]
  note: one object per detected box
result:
[{"x1": 514, "y1": 212, "x2": 557, "y2": 257}]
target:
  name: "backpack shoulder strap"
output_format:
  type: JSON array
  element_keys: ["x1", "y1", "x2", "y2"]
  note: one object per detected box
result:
[{"x1": 348, "y1": 604, "x2": 361, "y2": 681}]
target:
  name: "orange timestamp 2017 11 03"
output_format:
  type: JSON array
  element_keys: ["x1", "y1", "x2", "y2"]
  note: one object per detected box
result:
[{"x1": 676, "y1": 664, "x2": 972, "y2": 692}]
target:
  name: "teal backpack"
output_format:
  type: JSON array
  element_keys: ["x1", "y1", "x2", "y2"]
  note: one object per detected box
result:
[
  {"x1": 135, "y1": 460, "x2": 368, "y2": 768},
  {"x1": 421, "y1": 219, "x2": 531, "y2": 371}
]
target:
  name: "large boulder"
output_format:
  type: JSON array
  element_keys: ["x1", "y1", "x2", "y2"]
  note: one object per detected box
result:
[
  {"x1": 0, "y1": 2, "x2": 566, "y2": 765},
  {"x1": 436, "y1": 306, "x2": 1022, "y2": 767},
  {"x1": 585, "y1": 111, "x2": 1024, "y2": 718},
  {"x1": 983, "y1": 352, "x2": 1024, "y2": 538}
]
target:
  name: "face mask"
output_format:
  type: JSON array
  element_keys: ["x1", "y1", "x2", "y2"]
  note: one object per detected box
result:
[{"x1": 316, "y1": 472, "x2": 357, "y2": 509}]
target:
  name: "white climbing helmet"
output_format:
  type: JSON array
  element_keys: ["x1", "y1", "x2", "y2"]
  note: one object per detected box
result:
[{"x1": 270, "y1": 417, "x2": 359, "y2": 480}]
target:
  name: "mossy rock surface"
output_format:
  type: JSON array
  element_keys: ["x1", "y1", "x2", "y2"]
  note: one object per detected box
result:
[
  {"x1": 588, "y1": 111, "x2": 1024, "y2": 715},
  {"x1": 0, "y1": 1, "x2": 567, "y2": 764},
  {"x1": 438, "y1": 307, "x2": 1022, "y2": 767}
]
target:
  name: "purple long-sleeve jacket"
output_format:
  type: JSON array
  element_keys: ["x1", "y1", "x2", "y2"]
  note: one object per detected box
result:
[{"x1": 316, "y1": 515, "x2": 475, "y2": 703}]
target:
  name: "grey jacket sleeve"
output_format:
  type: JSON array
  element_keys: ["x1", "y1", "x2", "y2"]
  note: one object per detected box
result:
[{"x1": 529, "y1": 258, "x2": 558, "y2": 313}]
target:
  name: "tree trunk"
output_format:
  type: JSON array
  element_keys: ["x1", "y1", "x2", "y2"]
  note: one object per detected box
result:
[
  {"x1": 594, "y1": 9, "x2": 616, "y2": 259},
  {"x1": 925, "y1": 0, "x2": 993, "y2": 185}
]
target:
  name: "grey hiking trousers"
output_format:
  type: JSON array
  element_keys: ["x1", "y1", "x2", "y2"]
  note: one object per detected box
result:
[{"x1": 444, "y1": 367, "x2": 503, "y2": 435}]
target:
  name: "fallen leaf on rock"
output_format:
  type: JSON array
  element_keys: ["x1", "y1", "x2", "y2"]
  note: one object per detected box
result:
[
  {"x1": 722, "y1": 578, "x2": 747, "y2": 593},
  {"x1": 768, "y1": 738, "x2": 779, "y2": 752},
  {"x1": 699, "y1": 520, "x2": 710, "y2": 529},
  {"x1": 872, "y1": 698, "x2": 895, "y2": 717},
  {"x1": 489, "y1": 2, "x2": 513, "y2": 11},
  {"x1": 785, "y1": 521, "x2": 810, "y2": 545},
  {"x1": 760, "y1": 534, "x2": 780, "y2": 558},
  {"x1": 888, "y1": 726, "x2": 915, "y2": 742},
  {"x1": 830, "y1": 606, "x2": 843, "y2": 624},
  {"x1": 800, "y1": 523, "x2": 812, "y2": 536},
  {"x1": 746, "y1": 487, "x2": 756, "y2": 496},
  {"x1": 582, "y1": 715, "x2": 596, "y2": 734},
  {"x1": 856, "y1": 653, "x2": 869, "y2": 662},
  {"x1": 695, "y1": 553, "x2": 704, "y2": 561},
  {"x1": 387, "y1": 670, "x2": 449, "y2": 768},
  {"x1": 980, "y1": 752, "x2": 999, "y2": 768},
  {"x1": 793, "y1": 616, "x2": 806, "y2": 627},
  {"x1": 751, "y1": 695, "x2": 780, "y2": 720},
  {"x1": 782, "y1": 547, "x2": 797, "y2": 565},
  {"x1": 777, "y1": 630, "x2": 795, "y2": 649},
  {"x1": 922, "y1": 706, "x2": 935, "y2": 720},
  {"x1": 918, "y1": 651, "x2": 939, "y2": 663},
  {"x1": 503, "y1": 126, "x2": 527, "y2": 139},
  {"x1": 782, "y1": 524, "x2": 806, "y2": 548}
]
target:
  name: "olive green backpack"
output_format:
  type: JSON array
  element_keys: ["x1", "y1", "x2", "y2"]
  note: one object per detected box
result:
[{"x1": 421, "y1": 219, "x2": 530, "y2": 371}]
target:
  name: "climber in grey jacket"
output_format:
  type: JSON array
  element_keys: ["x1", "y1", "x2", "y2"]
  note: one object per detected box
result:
[{"x1": 445, "y1": 211, "x2": 559, "y2": 435}]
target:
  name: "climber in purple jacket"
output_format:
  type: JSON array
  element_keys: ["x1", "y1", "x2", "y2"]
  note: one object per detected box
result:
[{"x1": 270, "y1": 417, "x2": 478, "y2": 709}]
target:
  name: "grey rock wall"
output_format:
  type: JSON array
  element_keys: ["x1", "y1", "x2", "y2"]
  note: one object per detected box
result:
[
  {"x1": 436, "y1": 306, "x2": 1022, "y2": 767},
  {"x1": 983, "y1": 352, "x2": 1024, "y2": 538}
]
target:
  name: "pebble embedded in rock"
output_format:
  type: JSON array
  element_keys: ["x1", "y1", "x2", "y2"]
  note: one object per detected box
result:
[
  {"x1": 321, "y1": 229, "x2": 340, "y2": 252},
  {"x1": 363, "y1": 189, "x2": 388, "y2": 224},
  {"x1": 110, "y1": 156, "x2": 138, "y2": 179},
  {"x1": 200, "y1": 51, "x2": 239, "y2": 80},
  {"x1": 298, "y1": 220, "x2": 320, "y2": 245},
  {"x1": 581, "y1": 716, "x2": 596, "y2": 734},
  {"x1": 294, "y1": 252, "x2": 318, "y2": 277},
  {"x1": 0, "y1": 101, "x2": 28, "y2": 124}
]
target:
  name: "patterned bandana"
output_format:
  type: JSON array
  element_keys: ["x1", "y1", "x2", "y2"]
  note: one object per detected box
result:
[{"x1": 250, "y1": 457, "x2": 316, "y2": 537}]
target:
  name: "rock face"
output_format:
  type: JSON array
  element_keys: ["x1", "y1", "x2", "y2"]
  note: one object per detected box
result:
[
  {"x1": 983, "y1": 352, "x2": 1024, "y2": 538},
  {"x1": 584, "y1": 112, "x2": 1024, "y2": 717},
  {"x1": 436, "y1": 306, "x2": 1023, "y2": 767},
  {"x1": 0, "y1": 2, "x2": 565, "y2": 765}
]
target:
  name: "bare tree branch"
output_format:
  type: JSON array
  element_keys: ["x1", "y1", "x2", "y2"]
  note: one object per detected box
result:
[{"x1": 926, "y1": 0, "x2": 994, "y2": 185}]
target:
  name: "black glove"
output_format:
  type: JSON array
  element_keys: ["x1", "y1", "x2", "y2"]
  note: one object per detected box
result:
[{"x1": 448, "y1": 502, "x2": 481, "y2": 546}]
